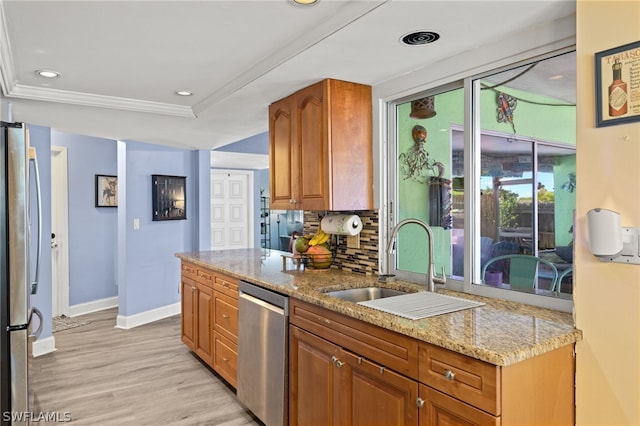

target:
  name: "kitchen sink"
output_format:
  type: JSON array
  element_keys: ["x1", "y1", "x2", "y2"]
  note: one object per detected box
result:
[{"x1": 324, "y1": 287, "x2": 412, "y2": 303}]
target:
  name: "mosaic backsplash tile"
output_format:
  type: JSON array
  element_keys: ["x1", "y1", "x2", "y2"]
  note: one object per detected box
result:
[{"x1": 304, "y1": 210, "x2": 380, "y2": 275}]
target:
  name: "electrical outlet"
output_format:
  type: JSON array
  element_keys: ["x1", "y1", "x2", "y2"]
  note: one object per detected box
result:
[{"x1": 346, "y1": 234, "x2": 360, "y2": 249}]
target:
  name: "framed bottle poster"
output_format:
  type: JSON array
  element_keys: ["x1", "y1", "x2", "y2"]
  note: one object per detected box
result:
[{"x1": 595, "y1": 40, "x2": 640, "y2": 127}]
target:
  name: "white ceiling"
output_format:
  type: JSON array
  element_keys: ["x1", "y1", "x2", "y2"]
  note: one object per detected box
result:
[{"x1": 0, "y1": 0, "x2": 576, "y2": 152}]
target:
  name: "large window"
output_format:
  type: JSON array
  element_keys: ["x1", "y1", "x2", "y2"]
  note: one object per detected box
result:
[{"x1": 388, "y1": 50, "x2": 576, "y2": 309}]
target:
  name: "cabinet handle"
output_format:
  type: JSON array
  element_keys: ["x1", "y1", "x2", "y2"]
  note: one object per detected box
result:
[
  {"x1": 416, "y1": 398, "x2": 425, "y2": 408},
  {"x1": 445, "y1": 370, "x2": 455, "y2": 381},
  {"x1": 222, "y1": 314, "x2": 229, "y2": 319},
  {"x1": 331, "y1": 356, "x2": 344, "y2": 368},
  {"x1": 222, "y1": 357, "x2": 229, "y2": 363},
  {"x1": 192, "y1": 286, "x2": 196, "y2": 291}
]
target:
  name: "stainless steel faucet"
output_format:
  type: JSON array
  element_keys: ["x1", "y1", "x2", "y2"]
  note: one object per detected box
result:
[{"x1": 387, "y1": 218, "x2": 447, "y2": 292}]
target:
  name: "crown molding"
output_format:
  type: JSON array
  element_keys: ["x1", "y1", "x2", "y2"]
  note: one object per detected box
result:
[
  {"x1": 6, "y1": 84, "x2": 196, "y2": 118},
  {"x1": 0, "y1": 1, "x2": 16, "y2": 96},
  {"x1": 0, "y1": 0, "x2": 194, "y2": 118}
]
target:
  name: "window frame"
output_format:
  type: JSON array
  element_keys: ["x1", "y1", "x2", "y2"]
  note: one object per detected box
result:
[{"x1": 383, "y1": 48, "x2": 575, "y2": 313}]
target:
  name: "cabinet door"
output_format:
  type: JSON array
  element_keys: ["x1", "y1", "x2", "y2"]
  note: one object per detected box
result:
[
  {"x1": 269, "y1": 96, "x2": 296, "y2": 210},
  {"x1": 296, "y1": 81, "x2": 328, "y2": 211},
  {"x1": 419, "y1": 385, "x2": 499, "y2": 426},
  {"x1": 180, "y1": 276, "x2": 197, "y2": 351},
  {"x1": 195, "y1": 283, "x2": 214, "y2": 366},
  {"x1": 289, "y1": 325, "x2": 340, "y2": 426},
  {"x1": 342, "y1": 350, "x2": 419, "y2": 426}
]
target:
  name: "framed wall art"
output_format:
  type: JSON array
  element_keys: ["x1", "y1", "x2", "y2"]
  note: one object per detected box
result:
[
  {"x1": 595, "y1": 40, "x2": 640, "y2": 127},
  {"x1": 152, "y1": 175, "x2": 186, "y2": 221},
  {"x1": 95, "y1": 175, "x2": 118, "y2": 207}
]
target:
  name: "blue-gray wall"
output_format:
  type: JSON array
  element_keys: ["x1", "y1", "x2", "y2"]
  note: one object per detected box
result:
[
  {"x1": 27, "y1": 126, "x2": 211, "y2": 340},
  {"x1": 119, "y1": 140, "x2": 196, "y2": 316},
  {"x1": 51, "y1": 131, "x2": 118, "y2": 305}
]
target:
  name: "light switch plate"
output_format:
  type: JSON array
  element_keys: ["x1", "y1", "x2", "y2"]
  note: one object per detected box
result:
[
  {"x1": 133, "y1": 218, "x2": 140, "y2": 230},
  {"x1": 346, "y1": 234, "x2": 360, "y2": 249}
]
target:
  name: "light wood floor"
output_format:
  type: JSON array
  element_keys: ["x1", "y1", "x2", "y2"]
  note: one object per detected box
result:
[{"x1": 32, "y1": 308, "x2": 261, "y2": 426}]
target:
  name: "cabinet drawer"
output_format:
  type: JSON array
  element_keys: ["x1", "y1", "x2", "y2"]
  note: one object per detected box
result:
[
  {"x1": 195, "y1": 267, "x2": 214, "y2": 287},
  {"x1": 290, "y1": 299, "x2": 418, "y2": 379},
  {"x1": 214, "y1": 275, "x2": 238, "y2": 299},
  {"x1": 181, "y1": 262, "x2": 197, "y2": 281},
  {"x1": 421, "y1": 384, "x2": 499, "y2": 426},
  {"x1": 214, "y1": 331, "x2": 238, "y2": 389},
  {"x1": 419, "y1": 343, "x2": 499, "y2": 416},
  {"x1": 214, "y1": 292, "x2": 238, "y2": 343}
]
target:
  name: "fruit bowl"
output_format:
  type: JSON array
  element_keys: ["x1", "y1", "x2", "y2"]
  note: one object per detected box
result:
[{"x1": 308, "y1": 253, "x2": 333, "y2": 269}]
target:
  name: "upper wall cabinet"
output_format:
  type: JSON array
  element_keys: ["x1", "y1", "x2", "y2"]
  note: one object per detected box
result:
[{"x1": 269, "y1": 79, "x2": 373, "y2": 211}]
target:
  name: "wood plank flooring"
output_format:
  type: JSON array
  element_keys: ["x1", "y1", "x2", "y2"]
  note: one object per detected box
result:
[{"x1": 32, "y1": 308, "x2": 261, "y2": 426}]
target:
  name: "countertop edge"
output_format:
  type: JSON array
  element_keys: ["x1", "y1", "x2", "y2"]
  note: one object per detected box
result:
[{"x1": 176, "y1": 251, "x2": 582, "y2": 367}]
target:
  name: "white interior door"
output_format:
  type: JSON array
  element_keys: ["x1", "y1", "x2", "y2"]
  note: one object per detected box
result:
[
  {"x1": 51, "y1": 146, "x2": 70, "y2": 317},
  {"x1": 211, "y1": 170, "x2": 254, "y2": 250}
]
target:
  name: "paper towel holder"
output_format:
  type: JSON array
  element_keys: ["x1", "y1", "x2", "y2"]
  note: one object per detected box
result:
[{"x1": 587, "y1": 208, "x2": 640, "y2": 264}]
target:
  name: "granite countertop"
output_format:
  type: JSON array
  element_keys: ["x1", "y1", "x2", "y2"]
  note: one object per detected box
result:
[{"x1": 176, "y1": 248, "x2": 582, "y2": 367}]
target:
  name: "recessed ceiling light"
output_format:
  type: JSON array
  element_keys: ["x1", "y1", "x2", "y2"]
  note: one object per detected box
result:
[
  {"x1": 35, "y1": 70, "x2": 60, "y2": 78},
  {"x1": 401, "y1": 31, "x2": 440, "y2": 46},
  {"x1": 549, "y1": 74, "x2": 564, "y2": 80},
  {"x1": 291, "y1": 0, "x2": 318, "y2": 5},
  {"x1": 175, "y1": 90, "x2": 193, "y2": 96}
]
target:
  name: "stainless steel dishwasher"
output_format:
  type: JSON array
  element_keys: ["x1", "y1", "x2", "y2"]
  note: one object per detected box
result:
[{"x1": 237, "y1": 280, "x2": 289, "y2": 426}]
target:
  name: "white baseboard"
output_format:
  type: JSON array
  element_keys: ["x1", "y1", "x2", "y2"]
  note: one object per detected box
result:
[
  {"x1": 115, "y1": 302, "x2": 181, "y2": 330},
  {"x1": 70, "y1": 296, "x2": 118, "y2": 317},
  {"x1": 32, "y1": 336, "x2": 56, "y2": 357}
]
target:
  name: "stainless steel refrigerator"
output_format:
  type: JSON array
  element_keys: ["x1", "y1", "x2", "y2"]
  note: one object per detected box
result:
[{"x1": 1, "y1": 121, "x2": 42, "y2": 424}]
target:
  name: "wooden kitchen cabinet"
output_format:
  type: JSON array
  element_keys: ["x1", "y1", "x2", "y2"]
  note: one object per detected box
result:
[
  {"x1": 420, "y1": 385, "x2": 498, "y2": 426},
  {"x1": 269, "y1": 78, "x2": 373, "y2": 211},
  {"x1": 289, "y1": 298, "x2": 575, "y2": 426},
  {"x1": 418, "y1": 342, "x2": 574, "y2": 425},
  {"x1": 289, "y1": 324, "x2": 418, "y2": 426},
  {"x1": 180, "y1": 273, "x2": 214, "y2": 366},
  {"x1": 194, "y1": 282, "x2": 214, "y2": 366},
  {"x1": 180, "y1": 275, "x2": 197, "y2": 351},
  {"x1": 180, "y1": 262, "x2": 239, "y2": 388},
  {"x1": 212, "y1": 276, "x2": 239, "y2": 387}
]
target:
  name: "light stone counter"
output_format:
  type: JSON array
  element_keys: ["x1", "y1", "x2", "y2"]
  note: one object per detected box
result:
[{"x1": 176, "y1": 248, "x2": 582, "y2": 366}]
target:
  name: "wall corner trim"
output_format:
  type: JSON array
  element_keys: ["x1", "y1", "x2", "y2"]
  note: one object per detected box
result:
[{"x1": 115, "y1": 303, "x2": 181, "y2": 330}]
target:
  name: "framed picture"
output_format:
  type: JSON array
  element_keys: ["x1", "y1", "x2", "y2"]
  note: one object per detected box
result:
[
  {"x1": 152, "y1": 175, "x2": 186, "y2": 221},
  {"x1": 95, "y1": 175, "x2": 118, "y2": 207},
  {"x1": 595, "y1": 40, "x2": 640, "y2": 127}
]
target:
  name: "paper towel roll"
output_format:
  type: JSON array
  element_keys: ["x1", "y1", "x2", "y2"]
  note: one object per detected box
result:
[{"x1": 321, "y1": 214, "x2": 363, "y2": 236}]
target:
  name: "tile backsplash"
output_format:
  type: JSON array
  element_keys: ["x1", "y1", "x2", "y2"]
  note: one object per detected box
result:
[{"x1": 303, "y1": 210, "x2": 380, "y2": 275}]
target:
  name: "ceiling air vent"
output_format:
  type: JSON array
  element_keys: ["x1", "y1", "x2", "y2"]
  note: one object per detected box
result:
[{"x1": 401, "y1": 31, "x2": 440, "y2": 46}]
